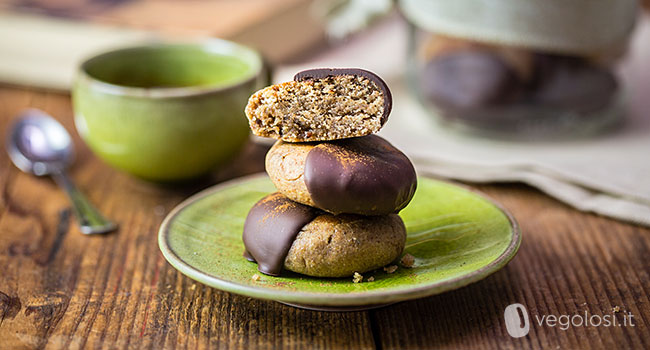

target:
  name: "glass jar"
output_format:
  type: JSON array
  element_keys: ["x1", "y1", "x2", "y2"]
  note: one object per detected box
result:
[{"x1": 399, "y1": 0, "x2": 638, "y2": 138}]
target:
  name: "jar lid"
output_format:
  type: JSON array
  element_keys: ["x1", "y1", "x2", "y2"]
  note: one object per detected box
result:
[{"x1": 399, "y1": 0, "x2": 638, "y2": 55}]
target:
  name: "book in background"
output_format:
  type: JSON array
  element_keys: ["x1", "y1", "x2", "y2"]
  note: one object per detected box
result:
[{"x1": 0, "y1": 0, "x2": 327, "y2": 90}]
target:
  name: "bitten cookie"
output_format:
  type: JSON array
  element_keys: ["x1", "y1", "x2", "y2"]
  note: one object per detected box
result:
[
  {"x1": 265, "y1": 134, "x2": 417, "y2": 216},
  {"x1": 243, "y1": 193, "x2": 406, "y2": 278},
  {"x1": 245, "y1": 68, "x2": 392, "y2": 142}
]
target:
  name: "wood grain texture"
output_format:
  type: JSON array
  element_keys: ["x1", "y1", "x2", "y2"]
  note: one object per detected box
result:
[
  {"x1": 372, "y1": 184, "x2": 650, "y2": 349},
  {"x1": 0, "y1": 86, "x2": 648, "y2": 349}
]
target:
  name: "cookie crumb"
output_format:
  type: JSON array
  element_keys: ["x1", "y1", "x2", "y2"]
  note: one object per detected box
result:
[
  {"x1": 353, "y1": 272, "x2": 363, "y2": 283},
  {"x1": 384, "y1": 265, "x2": 398, "y2": 274},
  {"x1": 367, "y1": 277, "x2": 375, "y2": 282},
  {"x1": 400, "y1": 253, "x2": 415, "y2": 268},
  {"x1": 251, "y1": 274, "x2": 261, "y2": 282},
  {"x1": 153, "y1": 205, "x2": 166, "y2": 216},
  {"x1": 613, "y1": 306, "x2": 621, "y2": 313}
]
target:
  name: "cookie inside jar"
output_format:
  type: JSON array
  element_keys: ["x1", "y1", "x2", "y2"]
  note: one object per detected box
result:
[{"x1": 400, "y1": 0, "x2": 637, "y2": 138}]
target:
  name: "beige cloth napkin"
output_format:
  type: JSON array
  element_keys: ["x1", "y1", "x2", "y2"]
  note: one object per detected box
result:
[{"x1": 275, "y1": 13, "x2": 650, "y2": 226}]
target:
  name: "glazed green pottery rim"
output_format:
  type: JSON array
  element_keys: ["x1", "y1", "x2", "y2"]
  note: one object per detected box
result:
[
  {"x1": 158, "y1": 173, "x2": 521, "y2": 306},
  {"x1": 76, "y1": 39, "x2": 263, "y2": 99}
]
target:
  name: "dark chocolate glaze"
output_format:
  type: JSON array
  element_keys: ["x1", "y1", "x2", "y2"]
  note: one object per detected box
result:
[
  {"x1": 420, "y1": 51, "x2": 520, "y2": 111},
  {"x1": 531, "y1": 54, "x2": 617, "y2": 113},
  {"x1": 304, "y1": 135, "x2": 417, "y2": 216},
  {"x1": 242, "y1": 193, "x2": 319, "y2": 276},
  {"x1": 294, "y1": 68, "x2": 393, "y2": 126}
]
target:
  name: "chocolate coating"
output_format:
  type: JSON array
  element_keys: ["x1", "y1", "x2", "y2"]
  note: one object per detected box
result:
[
  {"x1": 242, "y1": 193, "x2": 319, "y2": 276},
  {"x1": 294, "y1": 68, "x2": 393, "y2": 126},
  {"x1": 420, "y1": 51, "x2": 520, "y2": 110},
  {"x1": 304, "y1": 135, "x2": 417, "y2": 215},
  {"x1": 531, "y1": 54, "x2": 617, "y2": 113}
]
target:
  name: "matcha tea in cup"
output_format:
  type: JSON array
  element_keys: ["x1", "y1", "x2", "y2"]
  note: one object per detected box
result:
[{"x1": 73, "y1": 40, "x2": 265, "y2": 181}]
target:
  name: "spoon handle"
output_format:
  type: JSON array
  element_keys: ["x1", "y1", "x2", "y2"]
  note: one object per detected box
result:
[{"x1": 52, "y1": 170, "x2": 118, "y2": 234}]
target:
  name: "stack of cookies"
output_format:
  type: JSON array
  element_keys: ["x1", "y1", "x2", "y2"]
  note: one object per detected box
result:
[{"x1": 242, "y1": 68, "x2": 417, "y2": 278}]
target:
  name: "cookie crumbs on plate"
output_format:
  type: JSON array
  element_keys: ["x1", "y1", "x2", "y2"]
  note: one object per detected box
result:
[
  {"x1": 367, "y1": 276, "x2": 375, "y2": 282},
  {"x1": 384, "y1": 265, "x2": 398, "y2": 274},
  {"x1": 400, "y1": 253, "x2": 415, "y2": 267},
  {"x1": 353, "y1": 272, "x2": 363, "y2": 283},
  {"x1": 153, "y1": 205, "x2": 166, "y2": 216},
  {"x1": 251, "y1": 274, "x2": 261, "y2": 282}
]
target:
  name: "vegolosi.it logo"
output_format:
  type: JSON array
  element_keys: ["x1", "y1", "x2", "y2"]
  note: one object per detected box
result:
[
  {"x1": 504, "y1": 303, "x2": 635, "y2": 338},
  {"x1": 504, "y1": 303, "x2": 530, "y2": 337}
]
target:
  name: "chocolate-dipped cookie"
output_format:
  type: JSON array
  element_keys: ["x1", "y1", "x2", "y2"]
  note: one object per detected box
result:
[
  {"x1": 531, "y1": 54, "x2": 618, "y2": 113},
  {"x1": 420, "y1": 51, "x2": 521, "y2": 110},
  {"x1": 417, "y1": 35, "x2": 620, "y2": 121},
  {"x1": 242, "y1": 192, "x2": 319, "y2": 276},
  {"x1": 417, "y1": 35, "x2": 536, "y2": 112},
  {"x1": 245, "y1": 68, "x2": 392, "y2": 142},
  {"x1": 418, "y1": 35, "x2": 535, "y2": 81},
  {"x1": 265, "y1": 134, "x2": 417, "y2": 216},
  {"x1": 243, "y1": 193, "x2": 406, "y2": 277}
]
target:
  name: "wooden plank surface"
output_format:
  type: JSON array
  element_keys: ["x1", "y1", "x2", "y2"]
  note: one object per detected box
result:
[{"x1": 0, "y1": 86, "x2": 648, "y2": 349}]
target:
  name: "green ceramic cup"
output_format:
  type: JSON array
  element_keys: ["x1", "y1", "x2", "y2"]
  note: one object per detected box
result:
[{"x1": 72, "y1": 40, "x2": 265, "y2": 181}]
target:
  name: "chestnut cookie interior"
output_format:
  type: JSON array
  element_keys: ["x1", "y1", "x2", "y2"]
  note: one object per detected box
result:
[
  {"x1": 285, "y1": 213, "x2": 406, "y2": 278},
  {"x1": 245, "y1": 68, "x2": 391, "y2": 142}
]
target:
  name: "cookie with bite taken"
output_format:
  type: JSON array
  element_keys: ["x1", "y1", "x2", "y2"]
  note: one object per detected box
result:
[{"x1": 245, "y1": 68, "x2": 392, "y2": 142}]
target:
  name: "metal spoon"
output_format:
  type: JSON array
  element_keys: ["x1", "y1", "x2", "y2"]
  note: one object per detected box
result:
[{"x1": 6, "y1": 109, "x2": 117, "y2": 234}]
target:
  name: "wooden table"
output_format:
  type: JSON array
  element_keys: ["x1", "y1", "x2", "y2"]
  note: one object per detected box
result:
[{"x1": 0, "y1": 86, "x2": 648, "y2": 349}]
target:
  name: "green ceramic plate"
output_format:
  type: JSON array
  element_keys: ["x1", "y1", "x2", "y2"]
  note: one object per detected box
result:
[{"x1": 158, "y1": 174, "x2": 520, "y2": 311}]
